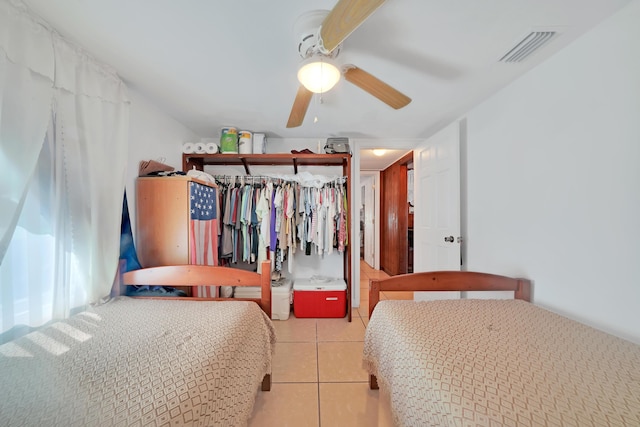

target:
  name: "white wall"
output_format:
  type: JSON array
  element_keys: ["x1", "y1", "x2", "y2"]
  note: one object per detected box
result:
[
  {"x1": 125, "y1": 89, "x2": 199, "y2": 237},
  {"x1": 463, "y1": 0, "x2": 640, "y2": 342}
]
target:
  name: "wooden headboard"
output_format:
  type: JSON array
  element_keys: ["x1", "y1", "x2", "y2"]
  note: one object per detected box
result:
[
  {"x1": 122, "y1": 261, "x2": 272, "y2": 318},
  {"x1": 369, "y1": 270, "x2": 531, "y2": 318}
]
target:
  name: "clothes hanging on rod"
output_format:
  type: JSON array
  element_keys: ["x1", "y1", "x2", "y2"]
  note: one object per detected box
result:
[{"x1": 212, "y1": 174, "x2": 348, "y2": 274}]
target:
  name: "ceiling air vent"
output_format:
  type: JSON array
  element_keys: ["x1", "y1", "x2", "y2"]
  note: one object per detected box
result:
[{"x1": 499, "y1": 31, "x2": 557, "y2": 63}]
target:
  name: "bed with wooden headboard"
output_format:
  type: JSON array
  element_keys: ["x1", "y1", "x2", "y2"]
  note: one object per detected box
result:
[
  {"x1": 363, "y1": 271, "x2": 640, "y2": 426},
  {"x1": 0, "y1": 261, "x2": 275, "y2": 426}
]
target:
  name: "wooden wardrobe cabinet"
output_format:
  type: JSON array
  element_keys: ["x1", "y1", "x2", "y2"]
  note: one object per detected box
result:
[{"x1": 136, "y1": 176, "x2": 216, "y2": 268}]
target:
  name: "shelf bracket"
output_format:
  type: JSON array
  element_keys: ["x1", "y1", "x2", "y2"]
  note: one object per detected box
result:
[
  {"x1": 240, "y1": 158, "x2": 251, "y2": 175},
  {"x1": 184, "y1": 156, "x2": 204, "y2": 171},
  {"x1": 292, "y1": 158, "x2": 299, "y2": 175}
]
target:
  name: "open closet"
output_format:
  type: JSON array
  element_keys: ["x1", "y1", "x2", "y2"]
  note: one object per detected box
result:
[{"x1": 182, "y1": 152, "x2": 354, "y2": 321}]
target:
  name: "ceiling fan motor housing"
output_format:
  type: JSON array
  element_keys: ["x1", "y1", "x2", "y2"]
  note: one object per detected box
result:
[{"x1": 294, "y1": 10, "x2": 340, "y2": 59}]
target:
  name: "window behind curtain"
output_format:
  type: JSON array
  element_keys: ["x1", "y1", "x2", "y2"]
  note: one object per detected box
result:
[
  {"x1": 0, "y1": 2, "x2": 130, "y2": 342},
  {"x1": 0, "y1": 120, "x2": 85, "y2": 337}
]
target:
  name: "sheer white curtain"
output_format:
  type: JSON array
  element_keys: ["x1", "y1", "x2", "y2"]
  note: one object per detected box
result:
[
  {"x1": 49, "y1": 36, "x2": 130, "y2": 314},
  {"x1": 0, "y1": 0, "x2": 54, "y2": 262},
  {"x1": 0, "y1": 0, "x2": 130, "y2": 335}
]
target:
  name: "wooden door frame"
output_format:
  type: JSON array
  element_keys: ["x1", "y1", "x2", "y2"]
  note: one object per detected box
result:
[{"x1": 380, "y1": 151, "x2": 414, "y2": 276}]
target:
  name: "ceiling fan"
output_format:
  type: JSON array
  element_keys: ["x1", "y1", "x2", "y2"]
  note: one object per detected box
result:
[{"x1": 286, "y1": 0, "x2": 411, "y2": 128}]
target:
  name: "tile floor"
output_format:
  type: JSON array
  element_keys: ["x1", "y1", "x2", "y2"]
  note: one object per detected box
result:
[{"x1": 248, "y1": 261, "x2": 413, "y2": 427}]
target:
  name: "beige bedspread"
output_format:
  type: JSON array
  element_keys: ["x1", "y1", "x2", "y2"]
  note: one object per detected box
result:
[
  {"x1": 363, "y1": 299, "x2": 640, "y2": 427},
  {"x1": 0, "y1": 297, "x2": 276, "y2": 426}
]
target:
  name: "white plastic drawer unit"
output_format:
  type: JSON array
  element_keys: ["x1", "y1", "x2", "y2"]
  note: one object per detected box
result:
[{"x1": 234, "y1": 280, "x2": 292, "y2": 320}]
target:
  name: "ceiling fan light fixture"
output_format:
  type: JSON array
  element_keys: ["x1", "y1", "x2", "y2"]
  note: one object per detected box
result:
[{"x1": 297, "y1": 57, "x2": 340, "y2": 94}]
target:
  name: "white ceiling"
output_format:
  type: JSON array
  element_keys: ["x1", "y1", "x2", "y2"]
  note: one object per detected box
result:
[
  {"x1": 359, "y1": 147, "x2": 412, "y2": 171},
  {"x1": 23, "y1": 0, "x2": 630, "y2": 170}
]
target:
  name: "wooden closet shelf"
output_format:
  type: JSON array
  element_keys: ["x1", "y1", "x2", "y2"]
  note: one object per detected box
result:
[{"x1": 183, "y1": 153, "x2": 351, "y2": 175}]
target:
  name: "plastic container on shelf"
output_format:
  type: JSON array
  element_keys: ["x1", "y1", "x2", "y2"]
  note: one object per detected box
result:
[
  {"x1": 253, "y1": 133, "x2": 266, "y2": 154},
  {"x1": 238, "y1": 130, "x2": 253, "y2": 154},
  {"x1": 220, "y1": 127, "x2": 238, "y2": 153}
]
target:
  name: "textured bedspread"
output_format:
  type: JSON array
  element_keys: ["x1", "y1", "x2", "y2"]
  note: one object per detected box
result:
[
  {"x1": 363, "y1": 299, "x2": 640, "y2": 427},
  {"x1": 0, "y1": 297, "x2": 276, "y2": 426}
]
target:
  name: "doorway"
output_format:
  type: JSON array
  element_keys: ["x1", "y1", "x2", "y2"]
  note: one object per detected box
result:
[
  {"x1": 359, "y1": 174, "x2": 377, "y2": 269},
  {"x1": 379, "y1": 151, "x2": 413, "y2": 276},
  {"x1": 357, "y1": 144, "x2": 421, "y2": 278}
]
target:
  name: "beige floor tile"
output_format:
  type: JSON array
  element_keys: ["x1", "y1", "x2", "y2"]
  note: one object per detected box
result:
[
  {"x1": 319, "y1": 382, "x2": 395, "y2": 427},
  {"x1": 357, "y1": 305, "x2": 372, "y2": 327},
  {"x1": 249, "y1": 261, "x2": 392, "y2": 426},
  {"x1": 366, "y1": 271, "x2": 390, "y2": 280},
  {"x1": 363, "y1": 270, "x2": 375, "y2": 279},
  {"x1": 318, "y1": 342, "x2": 369, "y2": 382},
  {"x1": 272, "y1": 315, "x2": 317, "y2": 342},
  {"x1": 360, "y1": 260, "x2": 375, "y2": 271},
  {"x1": 356, "y1": 306, "x2": 371, "y2": 320},
  {"x1": 248, "y1": 383, "x2": 319, "y2": 427},
  {"x1": 356, "y1": 314, "x2": 369, "y2": 328},
  {"x1": 272, "y1": 342, "x2": 318, "y2": 383},
  {"x1": 350, "y1": 306, "x2": 362, "y2": 321},
  {"x1": 317, "y1": 317, "x2": 366, "y2": 342}
]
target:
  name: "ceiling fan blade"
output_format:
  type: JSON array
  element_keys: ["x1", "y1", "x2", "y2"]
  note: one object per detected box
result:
[
  {"x1": 320, "y1": 0, "x2": 386, "y2": 54},
  {"x1": 286, "y1": 85, "x2": 314, "y2": 128},
  {"x1": 344, "y1": 66, "x2": 411, "y2": 109}
]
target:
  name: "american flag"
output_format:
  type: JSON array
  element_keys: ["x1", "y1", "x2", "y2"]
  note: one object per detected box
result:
[{"x1": 189, "y1": 182, "x2": 219, "y2": 297}]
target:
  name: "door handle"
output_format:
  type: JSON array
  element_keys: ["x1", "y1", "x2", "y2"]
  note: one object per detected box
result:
[{"x1": 444, "y1": 236, "x2": 454, "y2": 243}]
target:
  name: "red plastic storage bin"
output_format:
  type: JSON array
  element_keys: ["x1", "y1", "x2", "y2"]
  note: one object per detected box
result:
[{"x1": 293, "y1": 279, "x2": 347, "y2": 318}]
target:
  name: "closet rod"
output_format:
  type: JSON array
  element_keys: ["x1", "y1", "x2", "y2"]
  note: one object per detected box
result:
[{"x1": 212, "y1": 175, "x2": 348, "y2": 185}]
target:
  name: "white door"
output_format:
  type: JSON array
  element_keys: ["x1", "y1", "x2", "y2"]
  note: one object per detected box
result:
[
  {"x1": 363, "y1": 176, "x2": 375, "y2": 267},
  {"x1": 413, "y1": 121, "x2": 461, "y2": 300}
]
